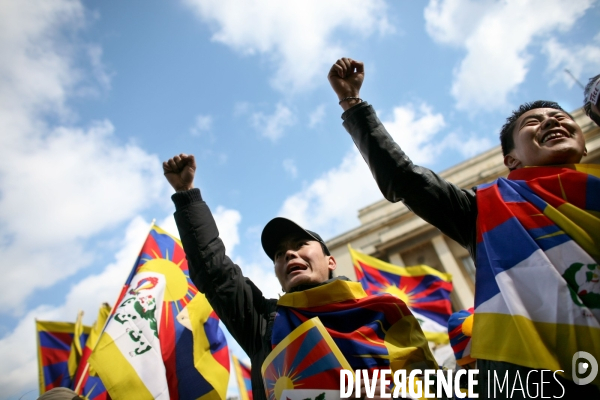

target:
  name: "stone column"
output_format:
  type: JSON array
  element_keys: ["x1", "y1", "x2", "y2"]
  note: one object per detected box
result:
[
  {"x1": 388, "y1": 252, "x2": 405, "y2": 267},
  {"x1": 431, "y1": 235, "x2": 474, "y2": 309}
]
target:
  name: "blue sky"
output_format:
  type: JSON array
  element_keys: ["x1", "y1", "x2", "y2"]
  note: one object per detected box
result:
[{"x1": 0, "y1": 0, "x2": 598, "y2": 398}]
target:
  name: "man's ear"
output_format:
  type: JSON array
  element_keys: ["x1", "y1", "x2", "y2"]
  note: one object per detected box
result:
[
  {"x1": 328, "y1": 255, "x2": 337, "y2": 271},
  {"x1": 584, "y1": 146, "x2": 588, "y2": 157},
  {"x1": 504, "y1": 153, "x2": 521, "y2": 170}
]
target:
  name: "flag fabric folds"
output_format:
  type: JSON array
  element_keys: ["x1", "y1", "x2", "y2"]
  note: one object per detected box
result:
[
  {"x1": 474, "y1": 165, "x2": 600, "y2": 387},
  {"x1": 36, "y1": 320, "x2": 90, "y2": 394},
  {"x1": 73, "y1": 303, "x2": 112, "y2": 399},
  {"x1": 350, "y1": 246, "x2": 453, "y2": 344},
  {"x1": 273, "y1": 279, "x2": 437, "y2": 376},
  {"x1": 89, "y1": 224, "x2": 230, "y2": 399},
  {"x1": 262, "y1": 318, "x2": 353, "y2": 400},
  {"x1": 447, "y1": 308, "x2": 475, "y2": 366},
  {"x1": 232, "y1": 355, "x2": 253, "y2": 400}
]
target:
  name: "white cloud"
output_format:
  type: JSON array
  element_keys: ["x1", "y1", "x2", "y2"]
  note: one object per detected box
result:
[
  {"x1": 283, "y1": 158, "x2": 298, "y2": 179},
  {"x1": 182, "y1": 0, "x2": 392, "y2": 92},
  {"x1": 158, "y1": 214, "x2": 180, "y2": 239},
  {"x1": 0, "y1": 120, "x2": 167, "y2": 312},
  {"x1": 158, "y1": 204, "x2": 241, "y2": 255},
  {"x1": 0, "y1": 0, "x2": 84, "y2": 126},
  {"x1": 0, "y1": 0, "x2": 168, "y2": 312},
  {"x1": 382, "y1": 102, "x2": 491, "y2": 159},
  {"x1": 381, "y1": 103, "x2": 446, "y2": 164},
  {"x1": 308, "y1": 104, "x2": 326, "y2": 128},
  {"x1": 190, "y1": 114, "x2": 213, "y2": 136},
  {"x1": 424, "y1": 0, "x2": 495, "y2": 45},
  {"x1": 424, "y1": 0, "x2": 594, "y2": 111},
  {"x1": 233, "y1": 101, "x2": 251, "y2": 117},
  {"x1": 278, "y1": 149, "x2": 382, "y2": 239},
  {"x1": 251, "y1": 103, "x2": 296, "y2": 142},
  {"x1": 543, "y1": 37, "x2": 600, "y2": 89},
  {"x1": 87, "y1": 45, "x2": 112, "y2": 92},
  {"x1": 0, "y1": 216, "x2": 151, "y2": 398},
  {"x1": 213, "y1": 206, "x2": 242, "y2": 256},
  {"x1": 439, "y1": 132, "x2": 493, "y2": 157},
  {"x1": 234, "y1": 257, "x2": 282, "y2": 299}
]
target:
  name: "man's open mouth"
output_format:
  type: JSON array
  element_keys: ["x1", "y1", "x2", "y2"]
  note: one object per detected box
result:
[
  {"x1": 287, "y1": 264, "x2": 307, "y2": 274},
  {"x1": 540, "y1": 130, "x2": 570, "y2": 144}
]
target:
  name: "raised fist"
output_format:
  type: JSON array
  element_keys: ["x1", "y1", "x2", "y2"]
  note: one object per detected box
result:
[
  {"x1": 163, "y1": 154, "x2": 196, "y2": 192},
  {"x1": 327, "y1": 57, "x2": 365, "y2": 110}
]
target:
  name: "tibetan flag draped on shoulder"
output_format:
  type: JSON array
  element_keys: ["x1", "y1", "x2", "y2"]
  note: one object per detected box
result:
[
  {"x1": 36, "y1": 320, "x2": 90, "y2": 394},
  {"x1": 73, "y1": 303, "x2": 112, "y2": 399},
  {"x1": 232, "y1": 355, "x2": 253, "y2": 400},
  {"x1": 474, "y1": 165, "x2": 600, "y2": 387},
  {"x1": 89, "y1": 224, "x2": 230, "y2": 399},
  {"x1": 273, "y1": 279, "x2": 437, "y2": 378},
  {"x1": 262, "y1": 318, "x2": 352, "y2": 400},
  {"x1": 350, "y1": 246, "x2": 453, "y2": 344}
]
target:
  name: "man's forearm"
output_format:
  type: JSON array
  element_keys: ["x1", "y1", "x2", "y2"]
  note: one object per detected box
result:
[
  {"x1": 171, "y1": 189, "x2": 272, "y2": 356},
  {"x1": 342, "y1": 102, "x2": 478, "y2": 255}
]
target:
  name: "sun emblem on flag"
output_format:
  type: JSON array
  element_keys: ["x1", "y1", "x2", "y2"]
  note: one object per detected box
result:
[
  {"x1": 133, "y1": 226, "x2": 198, "y2": 319},
  {"x1": 383, "y1": 284, "x2": 412, "y2": 306},
  {"x1": 261, "y1": 318, "x2": 352, "y2": 400}
]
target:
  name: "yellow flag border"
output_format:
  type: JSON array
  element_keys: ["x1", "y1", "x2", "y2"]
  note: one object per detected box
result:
[
  {"x1": 349, "y1": 245, "x2": 452, "y2": 282},
  {"x1": 232, "y1": 355, "x2": 251, "y2": 400},
  {"x1": 261, "y1": 317, "x2": 353, "y2": 378}
]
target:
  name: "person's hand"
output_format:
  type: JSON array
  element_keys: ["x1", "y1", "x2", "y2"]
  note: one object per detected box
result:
[
  {"x1": 327, "y1": 57, "x2": 365, "y2": 111},
  {"x1": 163, "y1": 154, "x2": 196, "y2": 192}
]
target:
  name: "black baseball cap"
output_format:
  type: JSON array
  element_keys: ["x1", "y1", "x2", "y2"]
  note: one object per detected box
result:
[{"x1": 261, "y1": 217, "x2": 330, "y2": 261}]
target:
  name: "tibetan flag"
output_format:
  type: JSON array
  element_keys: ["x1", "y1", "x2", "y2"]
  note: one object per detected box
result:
[
  {"x1": 474, "y1": 165, "x2": 600, "y2": 387},
  {"x1": 262, "y1": 317, "x2": 353, "y2": 400},
  {"x1": 36, "y1": 320, "x2": 90, "y2": 394},
  {"x1": 89, "y1": 224, "x2": 230, "y2": 399},
  {"x1": 350, "y1": 246, "x2": 453, "y2": 344},
  {"x1": 73, "y1": 303, "x2": 112, "y2": 399},
  {"x1": 273, "y1": 280, "x2": 437, "y2": 376},
  {"x1": 447, "y1": 308, "x2": 475, "y2": 366},
  {"x1": 232, "y1": 355, "x2": 253, "y2": 400}
]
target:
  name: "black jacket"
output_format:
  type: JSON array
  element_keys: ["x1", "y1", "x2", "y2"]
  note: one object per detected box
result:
[
  {"x1": 172, "y1": 189, "x2": 276, "y2": 400},
  {"x1": 342, "y1": 101, "x2": 478, "y2": 260}
]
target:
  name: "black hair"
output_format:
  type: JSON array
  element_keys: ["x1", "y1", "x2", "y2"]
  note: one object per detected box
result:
[{"x1": 499, "y1": 100, "x2": 569, "y2": 157}]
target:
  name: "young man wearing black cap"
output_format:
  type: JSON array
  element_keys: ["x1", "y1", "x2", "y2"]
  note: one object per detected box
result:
[
  {"x1": 261, "y1": 216, "x2": 333, "y2": 290},
  {"x1": 164, "y1": 153, "x2": 438, "y2": 400}
]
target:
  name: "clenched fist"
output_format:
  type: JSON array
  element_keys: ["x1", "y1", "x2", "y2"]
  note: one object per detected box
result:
[
  {"x1": 163, "y1": 153, "x2": 196, "y2": 192},
  {"x1": 328, "y1": 57, "x2": 365, "y2": 111}
]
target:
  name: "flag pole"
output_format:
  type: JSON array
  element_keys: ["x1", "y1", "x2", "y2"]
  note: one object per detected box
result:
[
  {"x1": 74, "y1": 218, "x2": 156, "y2": 394},
  {"x1": 35, "y1": 318, "x2": 44, "y2": 395}
]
